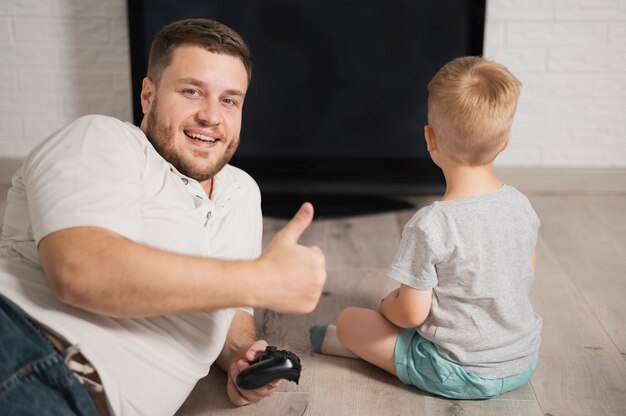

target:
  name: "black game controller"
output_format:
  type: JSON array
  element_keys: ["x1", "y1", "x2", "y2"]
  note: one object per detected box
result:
[{"x1": 235, "y1": 346, "x2": 302, "y2": 390}]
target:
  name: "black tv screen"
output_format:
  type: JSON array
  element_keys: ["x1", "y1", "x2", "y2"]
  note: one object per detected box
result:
[{"x1": 127, "y1": 0, "x2": 485, "y2": 216}]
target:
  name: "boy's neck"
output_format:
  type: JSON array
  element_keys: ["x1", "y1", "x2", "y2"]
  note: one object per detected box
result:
[{"x1": 440, "y1": 163, "x2": 502, "y2": 201}]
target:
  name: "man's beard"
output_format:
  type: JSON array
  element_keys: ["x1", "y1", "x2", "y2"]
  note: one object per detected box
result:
[{"x1": 143, "y1": 100, "x2": 239, "y2": 183}]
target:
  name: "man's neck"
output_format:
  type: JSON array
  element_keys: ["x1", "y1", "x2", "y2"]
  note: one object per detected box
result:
[{"x1": 201, "y1": 178, "x2": 214, "y2": 199}]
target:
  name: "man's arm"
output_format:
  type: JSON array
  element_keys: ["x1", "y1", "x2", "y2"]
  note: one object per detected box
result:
[
  {"x1": 38, "y1": 203, "x2": 326, "y2": 318},
  {"x1": 215, "y1": 310, "x2": 282, "y2": 406},
  {"x1": 378, "y1": 284, "x2": 432, "y2": 328},
  {"x1": 215, "y1": 310, "x2": 258, "y2": 370}
]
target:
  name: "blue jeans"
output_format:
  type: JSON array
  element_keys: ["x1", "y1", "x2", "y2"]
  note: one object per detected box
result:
[{"x1": 0, "y1": 294, "x2": 98, "y2": 415}]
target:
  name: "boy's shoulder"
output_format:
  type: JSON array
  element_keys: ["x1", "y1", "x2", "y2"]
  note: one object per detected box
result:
[
  {"x1": 403, "y1": 202, "x2": 447, "y2": 237},
  {"x1": 405, "y1": 185, "x2": 538, "y2": 232},
  {"x1": 499, "y1": 184, "x2": 533, "y2": 205},
  {"x1": 406, "y1": 203, "x2": 439, "y2": 226}
]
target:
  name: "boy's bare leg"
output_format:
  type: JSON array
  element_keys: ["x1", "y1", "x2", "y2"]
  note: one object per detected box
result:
[{"x1": 336, "y1": 306, "x2": 402, "y2": 375}]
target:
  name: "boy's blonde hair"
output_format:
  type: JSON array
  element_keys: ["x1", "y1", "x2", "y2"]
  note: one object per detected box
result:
[{"x1": 427, "y1": 56, "x2": 521, "y2": 165}]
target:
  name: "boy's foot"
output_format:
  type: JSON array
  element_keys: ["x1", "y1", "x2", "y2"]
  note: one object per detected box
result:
[{"x1": 309, "y1": 324, "x2": 358, "y2": 359}]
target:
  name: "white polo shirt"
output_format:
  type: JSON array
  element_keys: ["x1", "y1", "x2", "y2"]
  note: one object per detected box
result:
[{"x1": 0, "y1": 115, "x2": 263, "y2": 416}]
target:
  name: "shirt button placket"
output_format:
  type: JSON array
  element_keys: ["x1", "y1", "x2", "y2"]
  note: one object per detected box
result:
[{"x1": 204, "y1": 211, "x2": 212, "y2": 227}]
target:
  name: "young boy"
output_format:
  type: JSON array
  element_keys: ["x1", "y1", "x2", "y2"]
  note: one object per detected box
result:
[{"x1": 310, "y1": 56, "x2": 542, "y2": 399}]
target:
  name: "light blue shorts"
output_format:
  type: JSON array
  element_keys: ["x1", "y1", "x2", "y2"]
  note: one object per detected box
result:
[{"x1": 394, "y1": 328, "x2": 538, "y2": 399}]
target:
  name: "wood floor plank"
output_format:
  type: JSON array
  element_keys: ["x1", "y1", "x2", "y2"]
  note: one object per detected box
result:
[
  {"x1": 529, "y1": 234, "x2": 626, "y2": 416},
  {"x1": 581, "y1": 194, "x2": 626, "y2": 250},
  {"x1": 531, "y1": 194, "x2": 626, "y2": 352},
  {"x1": 424, "y1": 397, "x2": 543, "y2": 416},
  {"x1": 325, "y1": 212, "x2": 401, "y2": 269},
  {"x1": 0, "y1": 183, "x2": 10, "y2": 227},
  {"x1": 309, "y1": 355, "x2": 427, "y2": 416},
  {"x1": 580, "y1": 194, "x2": 626, "y2": 352},
  {"x1": 176, "y1": 368, "x2": 309, "y2": 415},
  {"x1": 494, "y1": 382, "x2": 536, "y2": 401}
]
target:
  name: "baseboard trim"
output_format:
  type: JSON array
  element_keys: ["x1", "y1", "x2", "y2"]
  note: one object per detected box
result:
[
  {"x1": 0, "y1": 158, "x2": 22, "y2": 184},
  {"x1": 0, "y1": 159, "x2": 624, "y2": 193},
  {"x1": 495, "y1": 167, "x2": 626, "y2": 194}
]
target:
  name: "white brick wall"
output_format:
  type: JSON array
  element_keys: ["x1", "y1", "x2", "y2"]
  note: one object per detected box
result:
[
  {"x1": 0, "y1": 0, "x2": 625, "y2": 166},
  {"x1": 0, "y1": 0, "x2": 132, "y2": 157},
  {"x1": 485, "y1": 0, "x2": 626, "y2": 167}
]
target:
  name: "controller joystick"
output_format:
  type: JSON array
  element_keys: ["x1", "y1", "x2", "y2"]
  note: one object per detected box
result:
[{"x1": 235, "y1": 346, "x2": 302, "y2": 390}]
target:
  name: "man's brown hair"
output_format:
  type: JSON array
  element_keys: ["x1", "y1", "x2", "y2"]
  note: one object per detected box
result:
[{"x1": 147, "y1": 18, "x2": 252, "y2": 85}]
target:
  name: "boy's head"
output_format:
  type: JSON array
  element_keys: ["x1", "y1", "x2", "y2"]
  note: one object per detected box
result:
[{"x1": 426, "y1": 56, "x2": 521, "y2": 166}]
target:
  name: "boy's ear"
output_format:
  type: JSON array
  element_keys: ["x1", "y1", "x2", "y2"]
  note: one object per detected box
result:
[
  {"x1": 424, "y1": 125, "x2": 438, "y2": 152},
  {"x1": 501, "y1": 133, "x2": 512, "y2": 151}
]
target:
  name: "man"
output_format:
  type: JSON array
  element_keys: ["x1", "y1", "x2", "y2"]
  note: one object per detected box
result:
[{"x1": 0, "y1": 19, "x2": 326, "y2": 416}]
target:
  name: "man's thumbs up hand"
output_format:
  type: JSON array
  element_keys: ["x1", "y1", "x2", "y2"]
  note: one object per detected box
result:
[
  {"x1": 256, "y1": 203, "x2": 327, "y2": 314},
  {"x1": 276, "y1": 202, "x2": 314, "y2": 243}
]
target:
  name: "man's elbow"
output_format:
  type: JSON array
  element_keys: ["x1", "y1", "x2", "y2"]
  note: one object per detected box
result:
[
  {"x1": 39, "y1": 241, "x2": 91, "y2": 308},
  {"x1": 38, "y1": 227, "x2": 128, "y2": 317},
  {"x1": 44, "y1": 256, "x2": 89, "y2": 307}
]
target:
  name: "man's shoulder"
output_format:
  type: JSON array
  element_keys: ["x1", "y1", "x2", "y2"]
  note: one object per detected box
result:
[
  {"x1": 23, "y1": 115, "x2": 149, "y2": 179},
  {"x1": 66, "y1": 114, "x2": 124, "y2": 129},
  {"x1": 216, "y1": 164, "x2": 262, "y2": 205},
  {"x1": 211, "y1": 165, "x2": 262, "y2": 217},
  {"x1": 221, "y1": 164, "x2": 260, "y2": 191},
  {"x1": 69, "y1": 115, "x2": 143, "y2": 138},
  {"x1": 55, "y1": 115, "x2": 148, "y2": 153}
]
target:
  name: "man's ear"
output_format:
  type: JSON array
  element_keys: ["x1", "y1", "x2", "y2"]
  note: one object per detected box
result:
[
  {"x1": 424, "y1": 125, "x2": 438, "y2": 152},
  {"x1": 140, "y1": 77, "x2": 155, "y2": 115}
]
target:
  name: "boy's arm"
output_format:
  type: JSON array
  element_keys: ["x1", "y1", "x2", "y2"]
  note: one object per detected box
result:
[{"x1": 378, "y1": 284, "x2": 432, "y2": 328}]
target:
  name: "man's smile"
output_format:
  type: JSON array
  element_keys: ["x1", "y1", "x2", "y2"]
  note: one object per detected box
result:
[{"x1": 184, "y1": 129, "x2": 220, "y2": 146}]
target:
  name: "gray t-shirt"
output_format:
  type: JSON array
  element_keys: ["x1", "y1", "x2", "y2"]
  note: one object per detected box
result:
[{"x1": 387, "y1": 185, "x2": 542, "y2": 379}]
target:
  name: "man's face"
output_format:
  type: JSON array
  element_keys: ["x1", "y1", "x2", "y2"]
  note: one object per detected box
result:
[{"x1": 140, "y1": 45, "x2": 248, "y2": 183}]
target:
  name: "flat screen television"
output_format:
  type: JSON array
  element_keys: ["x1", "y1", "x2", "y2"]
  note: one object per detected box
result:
[{"x1": 127, "y1": 0, "x2": 485, "y2": 217}]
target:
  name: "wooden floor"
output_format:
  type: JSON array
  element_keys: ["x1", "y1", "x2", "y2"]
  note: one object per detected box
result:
[
  {"x1": 1, "y1": 184, "x2": 625, "y2": 415},
  {"x1": 176, "y1": 192, "x2": 626, "y2": 416}
]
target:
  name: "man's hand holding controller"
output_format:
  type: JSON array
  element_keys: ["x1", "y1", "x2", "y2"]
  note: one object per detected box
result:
[{"x1": 236, "y1": 346, "x2": 302, "y2": 391}]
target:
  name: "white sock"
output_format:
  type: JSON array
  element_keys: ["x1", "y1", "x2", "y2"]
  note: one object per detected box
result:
[{"x1": 309, "y1": 324, "x2": 358, "y2": 359}]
